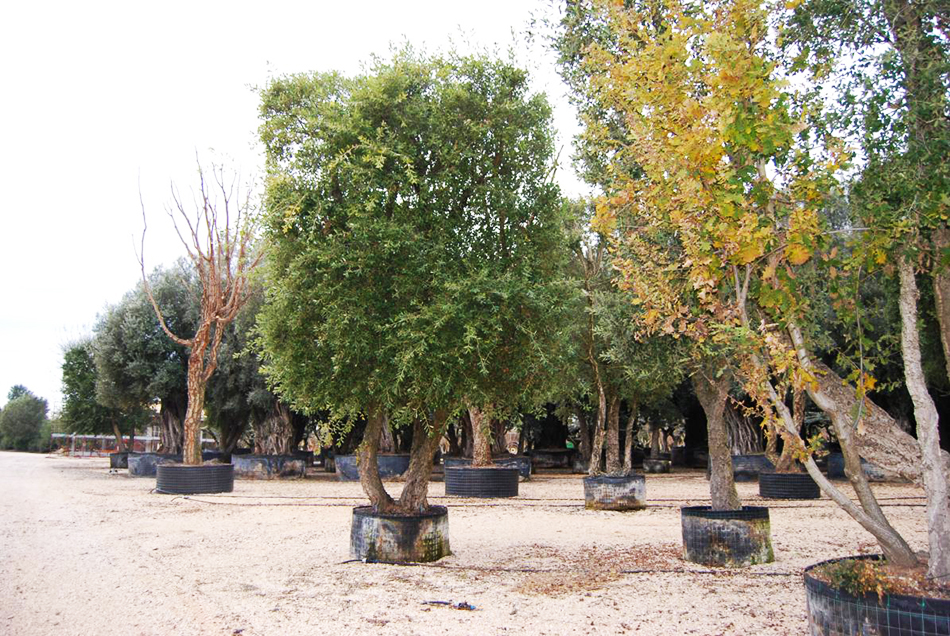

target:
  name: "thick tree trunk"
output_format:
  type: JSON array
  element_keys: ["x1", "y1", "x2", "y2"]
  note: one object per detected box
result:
[
  {"x1": 380, "y1": 414, "x2": 396, "y2": 454},
  {"x1": 159, "y1": 396, "x2": 185, "y2": 455},
  {"x1": 899, "y1": 257, "x2": 950, "y2": 579},
  {"x1": 649, "y1": 423, "x2": 661, "y2": 458},
  {"x1": 182, "y1": 326, "x2": 212, "y2": 466},
  {"x1": 774, "y1": 390, "x2": 804, "y2": 473},
  {"x1": 605, "y1": 395, "x2": 621, "y2": 473},
  {"x1": 622, "y1": 400, "x2": 638, "y2": 474},
  {"x1": 693, "y1": 368, "x2": 740, "y2": 511},
  {"x1": 358, "y1": 408, "x2": 395, "y2": 513},
  {"x1": 254, "y1": 401, "x2": 295, "y2": 455},
  {"x1": 469, "y1": 405, "x2": 493, "y2": 467},
  {"x1": 398, "y1": 412, "x2": 448, "y2": 512}
]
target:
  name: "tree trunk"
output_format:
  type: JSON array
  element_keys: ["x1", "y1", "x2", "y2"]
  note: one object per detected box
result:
[
  {"x1": 469, "y1": 405, "x2": 493, "y2": 467},
  {"x1": 358, "y1": 408, "x2": 395, "y2": 513},
  {"x1": 605, "y1": 395, "x2": 621, "y2": 473},
  {"x1": 899, "y1": 257, "x2": 950, "y2": 579},
  {"x1": 649, "y1": 423, "x2": 661, "y2": 458},
  {"x1": 774, "y1": 390, "x2": 803, "y2": 473},
  {"x1": 159, "y1": 395, "x2": 185, "y2": 455},
  {"x1": 787, "y1": 323, "x2": 950, "y2": 483},
  {"x1": 932, "y1": 228, "x2": 950, "y2": 385},
  {"x1": 380, "y1": 414, "x2": 396, "y2": 454},
  {"x1": 398, "y1": 412, "x2": 448, "y2": 512},
  {"x1": 575, "y1": 407, "x2": 591, "y2": 471},
  {"x1": 253, "y1": 401, "x2": 295, "y2": 455},
  {"x1": 111, "y1": 416, "x2": 126, "y2": 452},
  {"x1": 622, "y1": 400, "x2": 638, "y2": 474},
  {"x1": 491, "y1": 418, "x2": 508, "y2": 455},
  {"x1": 587, "y1": 383, "x2": 608, "y2": 476},
  {"x1": 182, "y1": 325, "x2": 213, "y2": 466},
  {"x1": 692, "y1": 368, "x2": 740, "y2": 511},
  {"x1": 784, "y1": 322, "x2": 919, "y2": 565}
]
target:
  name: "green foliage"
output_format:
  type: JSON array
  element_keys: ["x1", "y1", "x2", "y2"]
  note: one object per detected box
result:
[
  {"x1": 92, "y1": 262, "x2": 198, "y2": 414},
  {"x1": 61, "y1": 338, "x2": 148, "y2": 438},
  {"x1": 256, "y1": 49, "x2": 575, "y2": 435},
  {"x1": 0, "y1": 388, "x2": 48, "y2": 451}
]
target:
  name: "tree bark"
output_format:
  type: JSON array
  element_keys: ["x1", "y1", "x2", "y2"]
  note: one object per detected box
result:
[
  {"x1": 649, "y1": 423, "x2": 661, "y2": 458},
  {"x1": 622, "y1": 400, "x2": 638, "y2": 474},
  {"x1": 575, "y1": 407, "x2": 591, "y2": 472},
  {"x1": 159, "y1": 396, "x2": 185, "y2": 455},
  {"x1": 469, "y1": 405, "x2": 494, "y2": 467},
  {"x1": 358, "y1": 407, "x2": 395, "y2": 513},
  {"x1": 587, "y1": 383, "x2": 608, "y2": 476},
  {"x1": 692, "y1": 367, "x2": 740, "y2": 511},
  {"x1": 111, "y1": 416, "x2": 126, "y2": 452},
  {"x1": 933, "y1": 228, "x2": 950, "y2": 385},
  {"x1": 398, "y1": 411, "x2": 448, "y2": 512},
  {"x1": 899, "y1": 257, "x2": 950, "y2": 579},
  {"x1": 605, "y1": 395, "x2": 621, "y2": 473}
]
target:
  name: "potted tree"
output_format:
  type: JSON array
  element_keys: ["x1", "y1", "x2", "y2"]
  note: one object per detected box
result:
[
  {"x1": 256, "y1": 50, "x2": 573, "y2": 562},
  {"x1": 140, "y1": 160, "x2": 262, "y2": 494}
]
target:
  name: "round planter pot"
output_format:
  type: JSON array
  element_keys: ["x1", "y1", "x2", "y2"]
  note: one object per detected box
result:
[
  {"x1": 201, "y1": 450, "x2": 223, "y2": 461},
  {"x1": 156, "y1": 463, "x2": 234, "y2": 494},
  {"x1": 232, "y1": 454, "x2": 306, "y2": 480},
  {"x1": 826, "y1": 452, "x2": 889, "y2": 481},
  {"x1": 128, "y1": 453, "x2": 183, "y2": 477},
  {"x1": 350, "y1": 505, "x2": 450, "y2": 563},
  {"x1": 443, "y1": 455, "x2": 532, "y2": 481},
  {"x1": 335, "y1": 454, "x2": 411, "y2": 482},
  {"x1": 681, "y1": 506, "x2": 774, "y2": 567},
  {"x1": 707, "y1": 454, "x2": 775, "y2": 482},
  {"x1": 528, "y1": 448, "x2": 575, "y2": 469},
  {"x1": 110, "y1": 451, "x2": 130, "y2": 469},
  {"x1": 583, "y1": 474, "x2": 646, "y2": 511},
  {"x1": 804, "y1": 555, "x2": 950, "y2": 636},
  {"x1": 643, "y1": 457, "x2": 672, "y2": 473},
  {"x1": 671, "y1": 446, "x2": 688, "y2": 467},
  {"x1": 444, "y1": 466, "x2": 519, "y2": 498},
  {"x1": 759, "y1": 471, "x2": 820, "y2": 499},
  {"x1": 293, "y1": 450, "x2": 315, "y2": 467}
]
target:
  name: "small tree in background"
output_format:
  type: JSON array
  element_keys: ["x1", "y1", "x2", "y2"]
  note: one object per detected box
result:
[
  {"x1": 93, "y1": 264, "x2": 197, "y2": 453},
  {"x1": 61, "y1": 338, "x2": 148, "y2": 451},
  {"x1": 0, "y1": 386, "x2": 48, "y2": 451},
  {"x1": 140, "y1": 160, "x2": 262, "y2": 466}
]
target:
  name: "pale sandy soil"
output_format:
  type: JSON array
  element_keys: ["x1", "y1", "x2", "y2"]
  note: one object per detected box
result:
[{"x1": 0, "y1": 451, "x2": 928, "y2": 636}]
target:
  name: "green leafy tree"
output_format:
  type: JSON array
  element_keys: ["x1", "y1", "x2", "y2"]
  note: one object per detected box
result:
[
  {"x1": 0, "y1": 387, "x2": 48, "y2": 451},
  {"x1": 61, "y1": 338, "x2": 148, "y2": 451},
  {"x1": 93, "y1": 263, "x2": 197, "y2": 453},
  {"x1": 257, "y1": 49, "x2": 574, "y2": 513}
]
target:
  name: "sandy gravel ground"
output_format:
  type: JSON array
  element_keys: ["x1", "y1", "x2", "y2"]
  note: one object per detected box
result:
[{"x1": 0, "y1": 451, "x2": 928, "y2": 636}]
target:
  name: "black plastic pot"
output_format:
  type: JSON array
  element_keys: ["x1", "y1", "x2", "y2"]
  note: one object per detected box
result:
[
  {"x1": 335, "y1": 454, "x2": 411, "y2": 481},
  {"x1": 293, "y1": 450, "x2": 315, "y2": 467},
  {"x1": 201, "y1": 450, "x2": 223, "y2": 461},
  {"x1": 671, "y1": 446, "x2": 688, "y2": 467},
  {"x1": 232, "y1": 454, "x2": 307, "y2": 480},
  {"x1": 826, "y1": 453, "x2": 889, "y2": 482},
  {"x1": 444, "y1": 466, "x2": 519, "y2": 497},
  {"x1": 706, "y1": 454, "x2": 775, "y2": 482},
  {"x1": 528, "y1": 448, "x2": 575, "y2": 469},
  {"x1": 583, "y1": 474, "x2": 646, "y2": 511},
  {"x1": 350, "y1": 505, "x2": 451, "y2": 563},
  {"x1": 156, "y1": 463, "x2": 234, "y2": 494},
  {"x1": 443, "y1": 455, "x2": 532, "y2": 481},
  {"x1": 128, "y1": 453, "x2": 183, "y2": 477},
  {"x1": 681, "y1": 506, "x2": 774, "y2": 567},
  {"x1": 110, "y1": 452, "x2": 130, "y2": 469},
  {"x1": 643, "y1": 457, "x2": 672, "y2": 473},
  {"x1": 759, "y1": 471, "x2": 820, "y2": 499},
  {"x1": 804, "y1": 555, "x2": 950, "y2": 635}
]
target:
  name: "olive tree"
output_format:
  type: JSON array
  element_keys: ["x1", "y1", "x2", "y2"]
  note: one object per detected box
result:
[{"x1": 257, "y1": 49, "x2": 573, "y2": 514}]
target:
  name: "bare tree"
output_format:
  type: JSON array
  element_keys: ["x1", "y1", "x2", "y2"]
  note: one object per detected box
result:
[{"x1": 139, "y1": 159, "x2": 262, "y2": 465}]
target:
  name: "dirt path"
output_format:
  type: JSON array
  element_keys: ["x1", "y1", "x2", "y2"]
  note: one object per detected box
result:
[{"x1": 0, "y1": 451, "x2": 928, "y2": 635}]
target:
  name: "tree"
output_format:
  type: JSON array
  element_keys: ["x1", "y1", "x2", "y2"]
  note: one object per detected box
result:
[
  {"x1": 0, "y1": 387, "x2": 48, "y2": 451},
  {"x1": 564, "y1": 0, "x2": 937, "y2": 566},
  {"x1": 61, "y1": 338, "x2": 148, "y2": 451},
  {"x1": 257, "y1": 49, "x2": 573, "y2": 513},
  {"x1": 779, "y1": 0, "x2": 950, "y2": 579},
  {"x1": 93, "y1": 264, "x2": 197, "y2": 453},
  {"x1": 140, "y1": 160, "x2": 262, "y2": 466}
]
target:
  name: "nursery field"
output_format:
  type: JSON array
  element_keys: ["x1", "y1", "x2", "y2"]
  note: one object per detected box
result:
[{"x1": 0, "y1": 451, "x2": 928, "y2": 636}]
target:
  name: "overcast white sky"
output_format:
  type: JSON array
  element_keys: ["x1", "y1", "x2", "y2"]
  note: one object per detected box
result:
[{"x1": 0, "y1": 0, "x2": 587, "y2": 411}]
